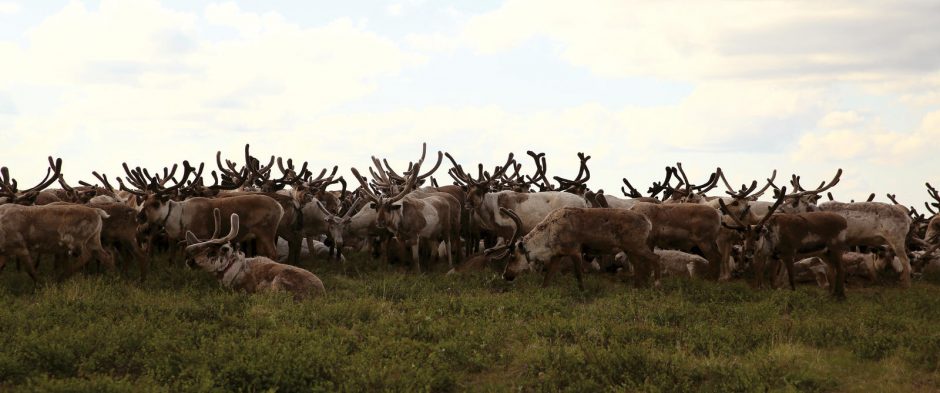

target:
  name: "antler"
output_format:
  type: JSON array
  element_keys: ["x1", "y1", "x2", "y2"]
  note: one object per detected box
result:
[
  {"x1": 483, "y1": 208, "x2": 524, "y2": 259},
  {"x1": 926, "y1": 183, "x2": 940, "y2": 215},
  {"x1": 0, "y1": 157, "x2": 63, "y2": 201},
  {"x1": 717, "y1": 168, "x2": 778, "y2": 200},
  {"x1": 523, "y1": 151, "x2": 552, "y2": 191},
  {"x1": 647, "y1": 167, "x2": 675, "y2": 200},
  {"x1": 553, "y1": 152, "x2": 591, "y2": 191},
  {"x1": 785, "y1": 169, "x2": 842, "y2": 198},
  {"x1": 185, "y1": 209, "x2": 240, "y2": 252},
  {"x1": 445, "y1": 152, "x2": 476, "y2": 186},
  {"x1": 621, "y1": 178, "x2": 642, "y2": 198}
]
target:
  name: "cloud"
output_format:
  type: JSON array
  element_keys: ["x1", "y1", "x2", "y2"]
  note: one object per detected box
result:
[
  {"x1": 386, "y1": 3, "x2": 403, "y2": 17},
  {"x1": 458, "y1": 0, "x2": 940, "y2": 83},
  {"x1": 0, "y1": 0, "x2": 423, "y2": 155},
  {"x1": 0, "y1": 2, "x2": 19, "y2": 15},
  {"x1": 794, "y1": 109, "x2": 940, "y2": 164},
  {"x1": 818, "y1": 111, "x2": 864, "y2": 129}
]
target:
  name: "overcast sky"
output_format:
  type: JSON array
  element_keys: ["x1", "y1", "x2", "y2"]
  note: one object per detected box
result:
[{"x1": 0, "y1": 0, "x2": 938, "y2": 207}]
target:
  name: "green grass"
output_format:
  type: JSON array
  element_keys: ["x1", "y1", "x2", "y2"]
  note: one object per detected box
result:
[{"x1": 1, "y1": 255, "x2": 939, "y2": 392}]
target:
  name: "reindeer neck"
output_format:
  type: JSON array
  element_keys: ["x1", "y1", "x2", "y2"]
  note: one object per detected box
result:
[
  {"x1": 164, "y1": 200, "x2": 185, "y2": 239},
  {"x1": 218, "y1": 255, "x2": 249, "y2": 288}
]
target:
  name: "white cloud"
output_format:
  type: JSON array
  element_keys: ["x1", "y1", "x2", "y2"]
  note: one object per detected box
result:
[
  {"x1": 794, "y1": 109, "x2": 940, "y2": 164},
  {"x1": 0, "y1": 0, "x2": 424, "y2": 156},
  {"x1": 405, "y1": 32, "x2": 459, "y2": 53},
  {"x1": 386, "y1": 3, "x2": 403, "y2": 17},
  {"x1": 818, "y1": 111, "x2": 864, "y2": 129},
  {"x1": 0, "y1": 2, "x2": 19, "y2": 15}
]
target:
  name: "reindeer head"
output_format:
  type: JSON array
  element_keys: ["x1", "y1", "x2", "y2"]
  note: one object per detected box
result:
[
  {"x1": 716, "y1": 168, "x2": 778, "y2": 223},
  {"x1": 352, "y1": 169, "x2": 413, "y2": 230},
  {"x1": 313, "y1": 197, "x2": 363, "y2": 252},
  {"x1": 184, "y1": 209, "x2": 242, "y2": 273},
  {"x1": 478, "y1": 208, "x2": 526, "y2": 281},
  {"x1": 718, "y1": 187, "x2": 788, "y2": 261},
  {"x1": 123, "y1": 162, "x2": 196, "y2": 227}
]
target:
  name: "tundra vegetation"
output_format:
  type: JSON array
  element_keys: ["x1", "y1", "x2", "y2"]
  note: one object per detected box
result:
[{"x1": 0, "y1": 257, "x2": 937, "y2": 392}]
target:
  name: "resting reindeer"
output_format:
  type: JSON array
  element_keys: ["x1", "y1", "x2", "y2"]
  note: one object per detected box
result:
[
  {"x1": 184, "y1": 210, "x2": 325, "y2": 301},
  {"x1": 492, "y1": 207, "x2": 660, "y2": 289},
  {"x1": 719, "y1": 187, "x2": 849, "y2": 298}
]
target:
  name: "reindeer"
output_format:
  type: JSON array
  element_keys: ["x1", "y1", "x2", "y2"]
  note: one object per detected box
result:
[
  {"x1": 492, "y1": 207, "x2": 660, "y2": 289},
  {"x1": 446, "y1": 152, "x2": 588, "y2": 242},
  {"x1": 131, "y1": 162, "x2": 284, "y2": 260},
  {"x1": 703, "y1": 168, "x2": 778, "y2": 280},
  {"x1": 86, "y1": 200, "x2": 149, "y2": 280},
  {"x1": 593, "y1": 192, "x2": 724, "y2": 280},
  {"x1": 719, "y1": 187, "x2": 849, "y2": 298},
  {"x1": 184, "y1": 210, "x2": 324, "y2": 301},
  {"x1": 815, "y1": 199, "x2": 914, "y2": 288},
  {"x1": 0, "y1": 203, "x2": 113, "y2": 281},
  {"x1": 351, "y1": 157, "x2": 459, "y2": 271}
]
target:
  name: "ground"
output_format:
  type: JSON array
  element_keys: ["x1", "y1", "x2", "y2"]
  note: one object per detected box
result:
[{"x1": 0, "y1": 254, "x2": 938, "y2": 392}]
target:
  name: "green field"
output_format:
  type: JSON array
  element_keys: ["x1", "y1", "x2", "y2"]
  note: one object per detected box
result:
[{"x1": 1, "y1": 255, "x2": 938, "y2": 392}]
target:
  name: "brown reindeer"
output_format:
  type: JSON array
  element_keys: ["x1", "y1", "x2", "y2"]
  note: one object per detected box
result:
[
  {"x1": 596, "y1": 192, "x2": 724, "y2": 280},
  {"x1": 494, "y1": 207, "x2": 660, "y2": 289},
  {"x1": 0, "y1": 203, "x2": 113, "y2": 281},
  {"x1": 719, "y1": 187, "x2": 849, "y2": 298},
  {"x1": 185, "y1": 210, "x2": 324, "y2": 301}
]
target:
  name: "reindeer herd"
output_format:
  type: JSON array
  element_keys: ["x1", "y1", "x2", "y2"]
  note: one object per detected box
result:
[{"x1": 1, "y1": 144, "x2": 938, "y2": 300}]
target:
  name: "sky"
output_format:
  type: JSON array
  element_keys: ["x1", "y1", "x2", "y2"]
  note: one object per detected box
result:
[{"x1": 0, "y1": 0, "x2": 938, "y2": 208}]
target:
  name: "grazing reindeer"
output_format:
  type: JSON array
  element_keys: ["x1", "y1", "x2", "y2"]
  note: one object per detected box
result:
[
  {"x1": 185, "y1": 210, "x2": 325, "y2": 300},
  {"x1": 705, "y1": 169, "x2": 778, "y2": 280},
  {"x1": 0, "y1": 203, "x2": 114, "y2": 281},
  {"x1": 719, "y1": 187, "x2": 849, "y2": 298},
  {"x1": 493, "y1": 207, "x2": 660, "y2": 289}
]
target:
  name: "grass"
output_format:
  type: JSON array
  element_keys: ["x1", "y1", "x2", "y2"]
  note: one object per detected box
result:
[{"x1": 0, "y1": 254, "x2": 939, "y2": 392}]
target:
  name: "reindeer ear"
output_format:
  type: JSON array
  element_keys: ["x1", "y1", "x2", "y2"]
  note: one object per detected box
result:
[
  {"x1": 369, "y1": 202, "x2": 377, "y2": 209},
  {"x1": 389, "y1": 204, "x2": 403, "y2": 210},
  {"x1": 185, "y1": 231, "x2": 200, "y2": 245}
]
